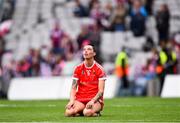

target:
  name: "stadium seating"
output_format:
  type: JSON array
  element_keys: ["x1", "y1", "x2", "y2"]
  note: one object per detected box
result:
[{"x1": 2, "y1": 0, "x2": 180, "y2": 78}]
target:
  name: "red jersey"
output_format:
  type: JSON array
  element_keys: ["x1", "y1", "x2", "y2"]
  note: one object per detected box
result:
[{"x1": 73, "y1": 61, "x2": 106, "y2": 103}]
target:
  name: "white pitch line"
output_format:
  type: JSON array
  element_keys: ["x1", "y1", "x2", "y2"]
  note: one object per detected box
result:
[
  {"x1": 111, "y1": 104, "x2": 180, "y2": 107},
  {"x1": 0, "y1": 104, "x2": 56, "y2": 108}
]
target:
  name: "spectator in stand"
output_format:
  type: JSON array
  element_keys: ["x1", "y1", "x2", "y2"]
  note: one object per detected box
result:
[
  {"x1": 126, "y1": 0, "x2": 133, "y2": 14},
  {"x1": 144, "y1": 0, "x2": 154, "y2": 15},
  {"x1": 130, "y1": 0, "x2": 147, "y2": 37},
  {"x1": 173, "y1": 32, "x2": 180, "y2": 48},
  {"x1": 40, "y1": 51, "x2": 55, "y2": 77},
  {"x1": 73, "y1": 0, "x2": 88, "y2": 17},
  {"x1": 103, "y1": 2, "x2": 113, "y2": 20},
  {"x1": 50, "y1": 21, "x2": 66, "y2": 55},
  {"x1": 150, "y1": 47, "x2": 159, "y2": 66},
  {"x1": 52, "y1": 55, "x2": 65, "y2": 76},
  {"x1": 27, "y1": 49, "x2": 41, "y2": 76},
  {"x1": 174, "y1": 45, "x2": 180, "y2": 74},
  {"x1": 16, "y1": 58, "x2": 31, "y2": 77},
  {"x1": 100, "y1": 2, "x2": 113, "y2": 30},
  {"x1": 133, "y1": 63, "x2": 147, "y2": 96},
  {"x1": 130, "y1": 0, "x2": 148, "y2": 17},
  {"x1": 90, "y1": 1, "x2": 104, "y2": 29},
  {"x1": 10, "y1": 0, "x2": 16, "y2": 13},
  {"x1": 0, "y1": 66, "x2": 2, "y2": 76},
  {"x1": 90, "y1": 1, "x2": 102, "y2": 20},
  {"x1": 1, "y1": 55, "x2": 18, "y2": 97},
  {"x1": 1, "y1": 51, "x2": 18, "y2": 78},
  {"x1": 89, "y1": 22, "x2": 102, "y2": 64},
  {"x1": 89, "y1": 0, "x2": 99, "y2": 12},
  {"x1": 110, "y1": 2, "x2": 127, "y2": 31},
  {"x1": 173, "y1": 33, "x2": 180, "y2": 73},
  {"x1": 30, "y1": 56, "x2": 40, "y2": 76},
  {"x1": 0, "y1": 37, "x2": 5, "y2": 65},
  {"x1": 0, "y1": 65, "x2": 6, "y2": 98},
  {"x1": 116, "y1": 0, "x2": 127, "y2": 4},
  {"x1": 0, "y1": 65, "x2": 3, "y2": 97},
  {"x1": 77, "y1": 24, "x2": 91, "y2": 50},
  {"x1": 61, "y1": 36, "x2": 76, "y2": 61},
  {"x1": 1, "y1": 0, "x2": 13, "y2": 22},
  {"x1": 155, "y1": 4, "x2": 170, "y2": 44},
  {"x1": 143, "y1": 58, "x2": 156, "y2": 83},
  {"x1": 0, "y1": 49, "x2": 3, "y2": 66}
]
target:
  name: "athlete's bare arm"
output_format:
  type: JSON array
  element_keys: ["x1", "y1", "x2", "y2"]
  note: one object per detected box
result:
[
  {"x1": 66, "y1": 79, "x2": 78, "y2": 109},
  {"x1": 86, "y1": 79, "x2": 105, "y2": 109},
  {"x1": 93, "y1": 79, "x2": 105, "y2": 102}
]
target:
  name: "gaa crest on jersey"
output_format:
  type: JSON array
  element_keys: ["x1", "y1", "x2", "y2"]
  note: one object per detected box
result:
[
  {"x1": 93, "y1": 70, "x2": 96, "y2": 75},
  {"x1": 86, "y1": 70, "x2": 91, "y2": 76},
  {"x1": 81, "y1": 70, "x2": 84, "y2": 75}
]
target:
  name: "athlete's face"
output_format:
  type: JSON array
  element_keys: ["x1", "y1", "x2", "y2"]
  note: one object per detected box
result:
[{"x1": 83, "y1": 45, "x2": 96, "y2": 59}]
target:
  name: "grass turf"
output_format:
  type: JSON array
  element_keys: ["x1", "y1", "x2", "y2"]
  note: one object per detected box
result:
[{"x1": 0, "y1": 97, "x2": 180, "y2": 122}]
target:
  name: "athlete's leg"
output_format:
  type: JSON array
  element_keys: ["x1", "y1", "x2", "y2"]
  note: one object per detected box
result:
[
  {"x1": 65, "y1": 100, "x2": 85, "y2": 117},
  {"x1": 83, "y1": 101, "x2": 102, "y2": 117}
]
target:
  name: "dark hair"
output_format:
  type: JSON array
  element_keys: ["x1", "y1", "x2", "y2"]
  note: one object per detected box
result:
[{"x1": 89, "y1": 43, "x2": 97, "y2": 53}]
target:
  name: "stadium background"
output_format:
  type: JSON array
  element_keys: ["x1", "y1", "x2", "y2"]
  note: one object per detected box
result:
[{"x1": 0, "y1": 0, "x2": 180, "y2": 122}]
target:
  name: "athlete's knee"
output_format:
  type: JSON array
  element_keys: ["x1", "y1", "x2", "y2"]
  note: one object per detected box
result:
[
  {"x1": 65, "y1": 109, "x2": 75, "y2": 117},
  {"x1": 83, "y1": 109, "x2": 94, "y2": 117}
]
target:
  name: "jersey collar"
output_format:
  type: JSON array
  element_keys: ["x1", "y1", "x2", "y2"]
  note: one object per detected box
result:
[{"x1": 84, "y1": 61, "x2": 95, "y2": 69}]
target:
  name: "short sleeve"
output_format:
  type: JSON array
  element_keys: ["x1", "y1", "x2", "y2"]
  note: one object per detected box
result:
[
  {"x1": 72, "y1": 66, "x2": 79, "y2": 80},
  {"x1": 97, "y1": 67, "x2": 106, "y2": 81}
]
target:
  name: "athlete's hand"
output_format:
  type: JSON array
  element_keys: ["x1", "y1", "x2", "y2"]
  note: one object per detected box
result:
[
  {"x1": 66, "y1": 101, "x2": 74, "y2": 109},
  {"x1": 86, "y1": 100, "x2": 95, "y2": 109}
]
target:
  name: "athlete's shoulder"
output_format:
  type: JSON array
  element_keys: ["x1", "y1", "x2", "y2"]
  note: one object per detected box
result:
[
  {"x1": 95, "y1": 61, "x2": 104, "y2": 69},
  {"x1": 74, "y1": 62, "x2": 84, "y2": 70},
  {"x1": 95, "y1": 61, "x2": 105, "y2": 72}
]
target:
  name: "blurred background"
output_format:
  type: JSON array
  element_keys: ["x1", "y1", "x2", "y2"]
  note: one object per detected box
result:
[{"x1": 0, "y1": 0, "x2": 180, "y2": 99}]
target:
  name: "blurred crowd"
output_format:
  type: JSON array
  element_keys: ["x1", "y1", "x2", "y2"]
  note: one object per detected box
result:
[{"x1": 0, "y1": 0, "x2": 180, "y2": 97}]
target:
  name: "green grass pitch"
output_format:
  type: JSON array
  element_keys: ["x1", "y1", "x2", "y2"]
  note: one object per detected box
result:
[{"x1": 0, "y1": 97, "x2": 180, "y2": 122}]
